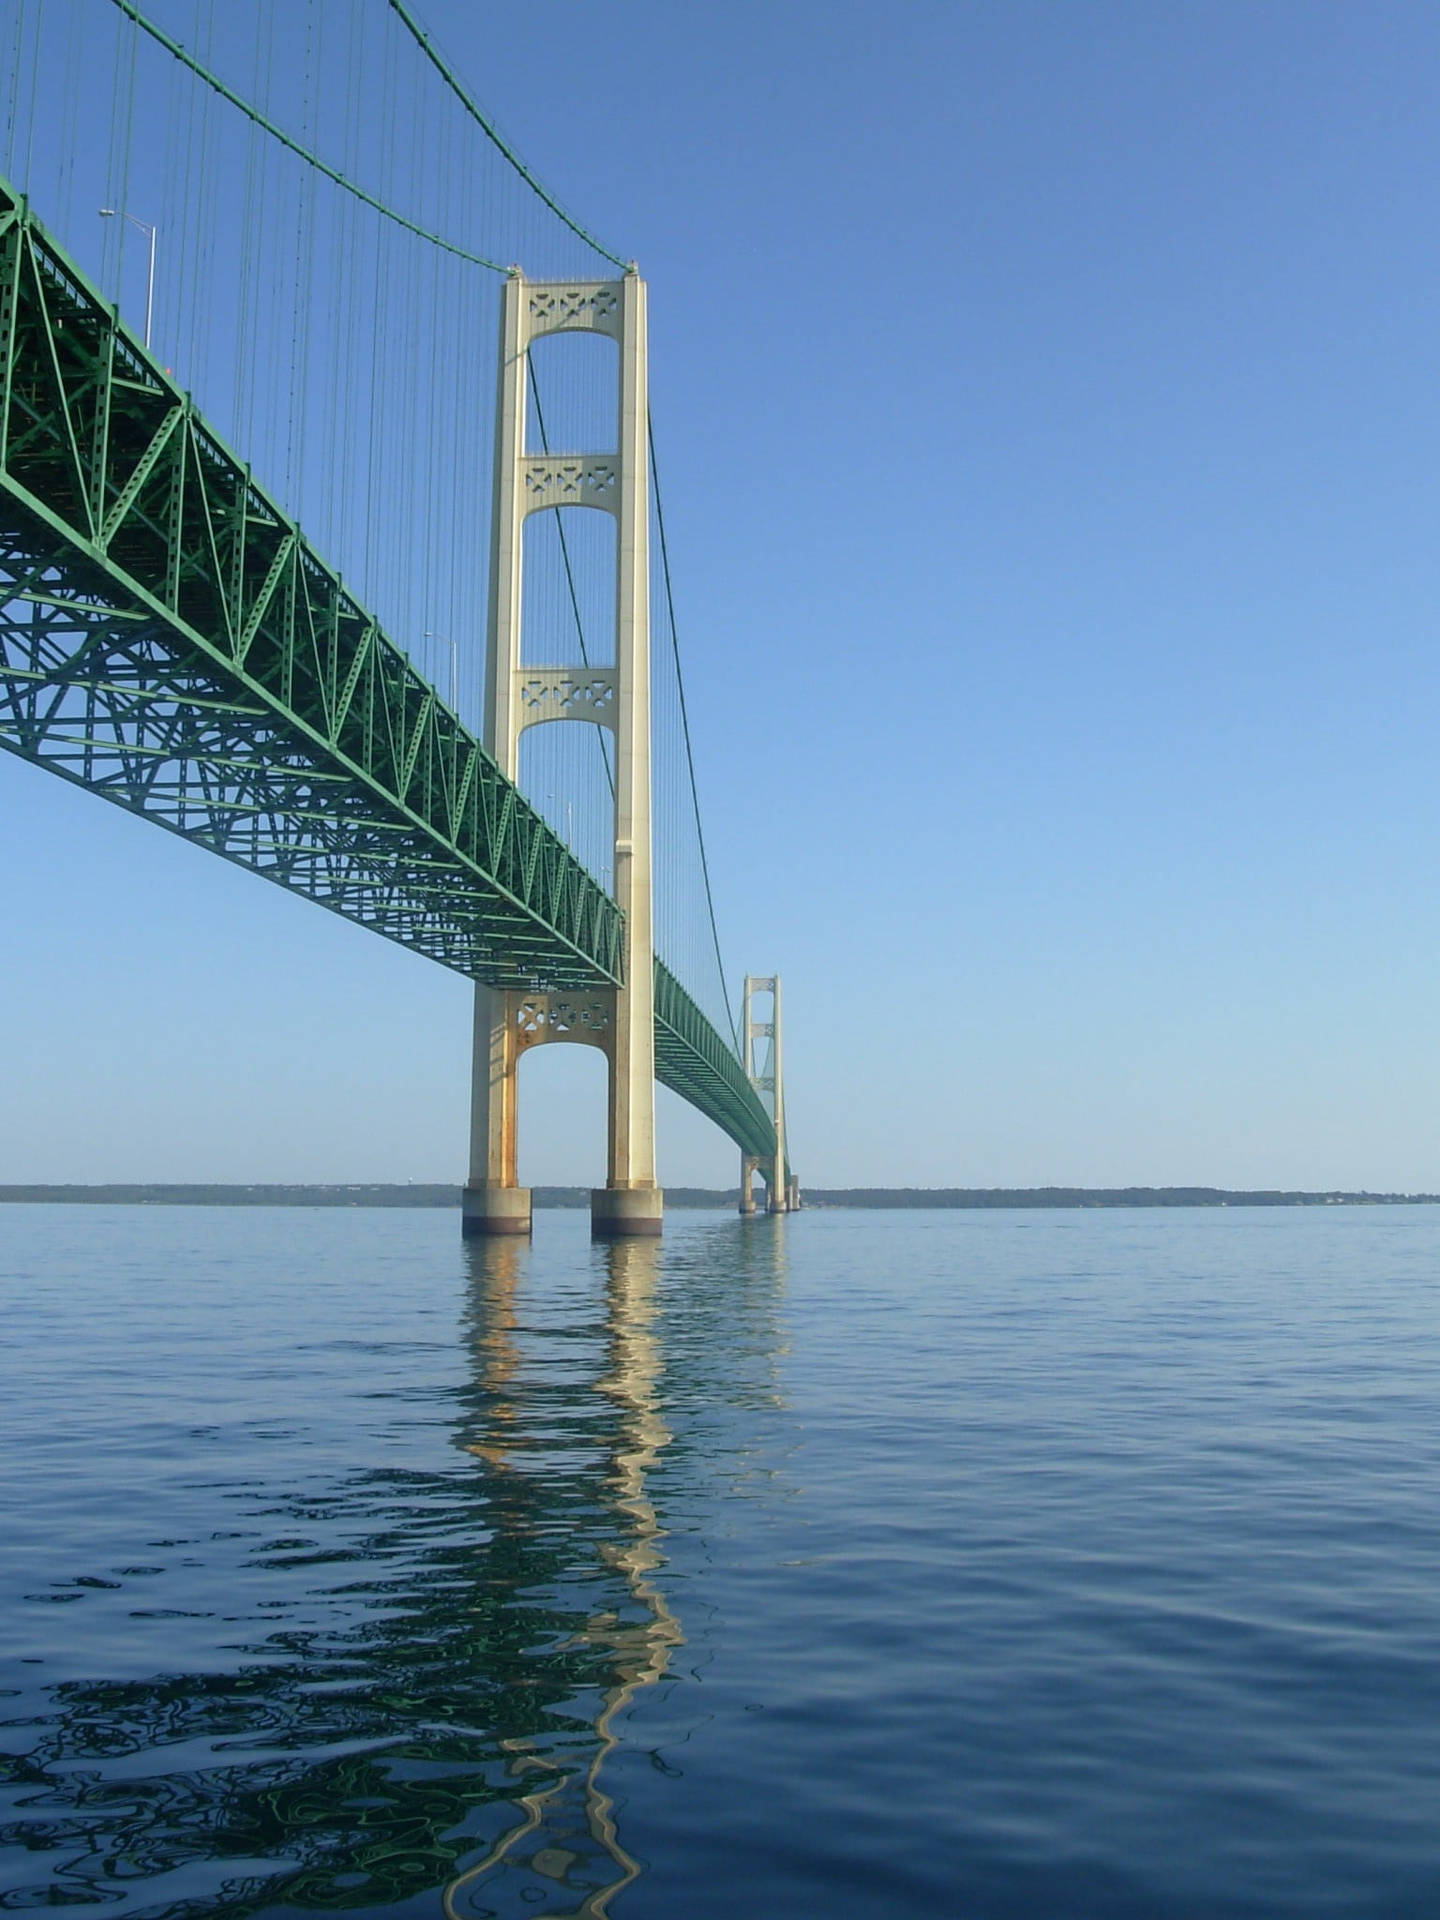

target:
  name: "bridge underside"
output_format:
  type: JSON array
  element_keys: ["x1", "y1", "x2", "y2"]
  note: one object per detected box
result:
[{"x1": 0, "y1": 177, "x2": 776, "y2": 1165}]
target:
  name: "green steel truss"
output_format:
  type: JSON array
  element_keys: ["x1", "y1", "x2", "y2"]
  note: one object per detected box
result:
[{"x1": 0, "y1": 177, "x2": 777, "y2": 1164}]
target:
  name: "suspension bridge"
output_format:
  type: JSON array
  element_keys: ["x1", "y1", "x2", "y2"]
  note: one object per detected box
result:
[{"x1": 0, "y1": 0, "x2": 794, "y2": 1235}]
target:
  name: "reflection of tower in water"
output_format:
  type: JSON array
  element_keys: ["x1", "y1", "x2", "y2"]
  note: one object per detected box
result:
[{"x1": 446, "y1": 1234, "x2": 684, "y2": 1919}]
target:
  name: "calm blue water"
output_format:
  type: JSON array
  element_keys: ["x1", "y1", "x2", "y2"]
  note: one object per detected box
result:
[{"x1": 2, "y1": 1203, "x2": 1438, "y2": 1917}]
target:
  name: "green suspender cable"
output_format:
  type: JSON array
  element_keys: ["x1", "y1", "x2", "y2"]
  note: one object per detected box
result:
[
  {"x1": 106, "y1": 0, "x2": 508, "y2": 273},
  {"x1": 650, "y1": 420, "x2": 742, "y2": 1053}
]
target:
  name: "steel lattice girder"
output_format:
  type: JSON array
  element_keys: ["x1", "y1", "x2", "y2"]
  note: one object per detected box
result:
[
  {"x1": 653, "y1": 959, "x2": 776, "y2": 1162},
  {"x1": 0, "y1": 177, "x2": 776, "y2": 1159}
]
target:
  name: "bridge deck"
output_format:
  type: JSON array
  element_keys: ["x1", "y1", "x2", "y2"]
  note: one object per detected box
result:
[{"x1": 0, "y1": 178, "x2": 776, "y2": 1164}]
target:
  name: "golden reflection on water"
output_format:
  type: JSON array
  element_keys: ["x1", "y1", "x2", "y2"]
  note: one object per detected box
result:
[{"x1": 446, "y1": 1227, "x2": 781, "y2": 1919}]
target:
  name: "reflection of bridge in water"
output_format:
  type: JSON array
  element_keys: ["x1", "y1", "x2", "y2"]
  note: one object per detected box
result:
[
  {"x1": 0, "y1": 1222, "x2": 789, "y2": 1915},
  {"x1": 444, "y1": 1234, "x2": 684, "y2": 1918}
]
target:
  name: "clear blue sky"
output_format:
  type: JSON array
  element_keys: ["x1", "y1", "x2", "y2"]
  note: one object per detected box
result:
[{"x1": 6, "y1": 0, "x2": 1440, "y2": 1190}]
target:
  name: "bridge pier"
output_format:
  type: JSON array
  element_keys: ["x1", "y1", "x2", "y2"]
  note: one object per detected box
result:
[
  {"x1": 739, "y1": 1154, "x2": 760, "y2": 1216},
  {"x1": 462, "y1": 1185, "x2": 533, "y2": 1236},
  {"x1": 591, "y1": 1187, "x2": 664, "y2": 1237},
  {"x1": 462, "y1": 984, "x2": 531, "y2": 1236}
]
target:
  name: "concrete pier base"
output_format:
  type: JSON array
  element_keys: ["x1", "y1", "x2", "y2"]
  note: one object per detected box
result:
[
  {"x1": 739, "y1": 1152, "x2": 759, "y2": 1215},
  {"x1": 590, "y1": 1187, "x2": 664, "y2": 1238},
  {"x1": 461, "y1": 1185, "x2": 533, "y2": 1237}
]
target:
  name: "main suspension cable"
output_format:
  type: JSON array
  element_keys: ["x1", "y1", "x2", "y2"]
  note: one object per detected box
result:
[
  {"x1": 105, "y1": 0, "x2": 508, "y2": 273},
  {"x1": 386, "y1": 0, "x2": 629, "y2": 273}
]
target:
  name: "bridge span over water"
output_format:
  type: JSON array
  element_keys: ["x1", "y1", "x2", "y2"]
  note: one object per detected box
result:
[{"x1": 0, "y1": 3, "x2": 794, "y2": 1233}]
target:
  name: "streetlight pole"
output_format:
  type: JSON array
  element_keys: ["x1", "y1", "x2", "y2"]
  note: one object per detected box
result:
[
  {"x1": 545, "y1": 792, "x2": 575, "y2": 848},
  {"x1": 98, "y1": 207, "x2": 157, "y2": 350}
]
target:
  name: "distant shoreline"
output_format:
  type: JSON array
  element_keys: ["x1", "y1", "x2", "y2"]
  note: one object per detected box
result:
[{"x1": 1, "y1": 1185, "x2": 1436, "y2": 1210}]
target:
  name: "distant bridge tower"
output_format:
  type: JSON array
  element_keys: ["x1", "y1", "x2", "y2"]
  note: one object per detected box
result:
[
  {"x1": 463, "y1": 269, "x2": 663, "y2": 1239},
  {"x1": 739, "y1": 974, "x2": 796, "y2": 1215}
]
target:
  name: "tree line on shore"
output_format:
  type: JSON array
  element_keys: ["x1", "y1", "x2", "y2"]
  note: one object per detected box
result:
[{"x1": 1, "y1": 1185, "x2": 1435, "y2": 1209}]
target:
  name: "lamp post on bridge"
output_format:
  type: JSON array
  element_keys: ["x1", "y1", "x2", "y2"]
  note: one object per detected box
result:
[
  {"x1": 545, "y1": 791, "x2": 575, "y2": 850},
  {"x1": 424, "y1": 632, "x2": 459, "y2": 710},
  {"x1": 98, "y1": 207, "x2": 156, "y2": 350}
]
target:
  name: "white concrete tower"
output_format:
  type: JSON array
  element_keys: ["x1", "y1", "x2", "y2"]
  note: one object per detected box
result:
[
  {"x1": 740, "y1": 974, "x2": 792, "y2": 1215},
  {"x1": 462, "y1": 270, "x2": 663, "y2": 1239}
]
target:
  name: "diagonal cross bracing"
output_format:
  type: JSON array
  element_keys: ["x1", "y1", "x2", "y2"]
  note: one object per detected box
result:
[{"x1": 0, "y1": 178, "x2": 776, "y2": 1162}]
